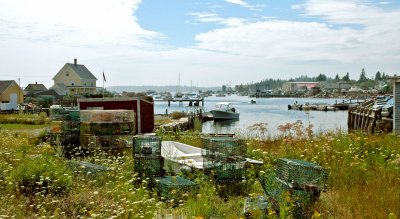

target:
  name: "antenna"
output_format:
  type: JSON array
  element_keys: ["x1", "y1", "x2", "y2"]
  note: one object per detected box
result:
[{"x1": 177, "y1": 72, "x2": 181, "y2": 93}]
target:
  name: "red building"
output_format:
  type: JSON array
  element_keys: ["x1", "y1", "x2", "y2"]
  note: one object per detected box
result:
[{"x1": 77, "y1": 97, "x2": 154, "y2": 134}]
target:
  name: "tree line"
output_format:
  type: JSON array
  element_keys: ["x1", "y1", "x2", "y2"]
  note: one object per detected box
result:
[{"x1": 235, "y1": 68, "x2": 392, "y2": 92}]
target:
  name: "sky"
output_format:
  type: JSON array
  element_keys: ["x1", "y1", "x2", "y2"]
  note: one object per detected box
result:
[{"x1": 0, "y1": 0, "x2": 400, "y2": 88}]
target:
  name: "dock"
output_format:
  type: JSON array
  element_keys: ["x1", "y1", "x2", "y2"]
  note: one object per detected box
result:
[
  {"x1": 154, "y1": 98, "x2": 204, "y2": 107},
  {"x1": 347, "y1": 103, "x2": 392, "y2": 133},
  {"x1": 333, "y1": 99, "x2": 368, "y2": 110},
  {"x1": 288, "y1": 99, "x2": 369, "y2": 111}
]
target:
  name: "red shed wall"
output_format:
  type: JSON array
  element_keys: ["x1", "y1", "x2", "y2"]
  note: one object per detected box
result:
[
  {"x1": 78, "y1": 99, "x2": 154, "y2": 133},
  {"x1": 139, "y1": 100, "x2": 154, "y2": 133}
]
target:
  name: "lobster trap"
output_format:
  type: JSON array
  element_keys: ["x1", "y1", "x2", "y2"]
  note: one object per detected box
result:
[
  {"x1": 155, "y1": 176, "x2": 199, "y2": 201},
  {"x1": 203, "y1": 156, "x2": 247, "y2": 181},
  {"x1": 201, "y1": 136, "x2": 247, "y2": 157},
  {"x1": 243, "y1": 195, "x2": 269, "y2": 219},
  {"x1": 276, "y1": 158, "x2": 328, "y2": 191},
  {"x1": 134, "y1": 155, "x2": 165, "y2": 177},
  {"x1": 133, "y1": 135, "x2": 162, "y2": 156}
]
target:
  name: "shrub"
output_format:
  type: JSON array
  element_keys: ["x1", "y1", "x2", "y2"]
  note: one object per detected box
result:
[
  {"x1": 171, "y1": 111, "x2": 187, "y2": 120},
  {"x1": 10, "y1": 155, "x2": 72, "y2": 196}
]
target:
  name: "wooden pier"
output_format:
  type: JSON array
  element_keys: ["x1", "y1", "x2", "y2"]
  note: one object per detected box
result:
[
  {"x1": 333, "y1": 99, "x2": 367, "y2": 110},
  {"x1": 348, "y1": 105, "x2": 392, "y2": 133},
  {"x1": 154, "y1": 98, "x2": 204, "y2": 107}
]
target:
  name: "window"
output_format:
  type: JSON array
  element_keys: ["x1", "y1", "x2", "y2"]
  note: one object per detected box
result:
[
  {"x1": 71, "y1": 81, "x2": 75, "y2": 86},
  {"x1": 66, "y1": 71, "x2": 69, "y2": 77}
]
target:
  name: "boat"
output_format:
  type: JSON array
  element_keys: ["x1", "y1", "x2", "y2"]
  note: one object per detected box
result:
[
  {"x1": 301, "y1": 102, "x2": 314, "y2": 111},
  {"x1": 161, "y1": 141, "x2": 263, "y2": 171},
  {"x1": 288, "y1": 102, "x2": 302, "y2": 110},
  {"x1": 250, "y1": 99, "x2": 256, "y2": 104},
  {"x1": 209, "y1": 102, "x2": 239, "y2": 120},
  {"x1": 161, "y1": 141, "x2": 203, "y2": 169}
]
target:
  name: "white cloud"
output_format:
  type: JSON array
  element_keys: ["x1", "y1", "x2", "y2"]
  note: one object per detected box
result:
[
  {"x1": 194, "y1": 0, "x2": 400, "y2": 66},
  {"x1": 224, "y1": 0, "x2": 265, "y2": 11},
  {"x1": 0, "y1": 0, "x2": 399, "y2": 87},
  {"x1": 225, "y1": 0, "x2": 247, "y2": 6},
  {"x1": 190, "y1": 12, "x2": 246, "y2": 26},
  {"x1": 301, "y1": 0, "x2": 382, "y2": 25},
  {"x1": 0, "y1": 0, "x2": 160, "y2": 48}
]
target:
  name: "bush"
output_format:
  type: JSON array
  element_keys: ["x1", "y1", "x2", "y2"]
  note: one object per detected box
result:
[
  {"x1": 10, "y1": 155, "x2": 72, "y2": 196},
  {"x1": 171, "y1": 111, "x2": 187, "y2": 120}
]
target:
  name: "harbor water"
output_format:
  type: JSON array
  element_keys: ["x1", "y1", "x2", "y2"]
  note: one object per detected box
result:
[{"x1": 154, "y1": 95, "x2": 348, "y2": 136}]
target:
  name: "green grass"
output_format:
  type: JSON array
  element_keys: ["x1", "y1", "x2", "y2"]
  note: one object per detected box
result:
[
  {"x1": 0, "y1": 121, "x2": 398, "y2": 218},
  {"x1": 0, "y1": 123, "x2": 48, "y2": 130},
  {"x1": 0, "y1": 112, "x2": 48, "y2": 125}
]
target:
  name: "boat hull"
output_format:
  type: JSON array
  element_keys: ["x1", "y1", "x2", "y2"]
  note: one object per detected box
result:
[
  {"x1": 161, "y1": 141, "x2": 263, "y2": 172},
  {"x1": 210, "y1": 110, "x2": 239, "y2": 120}
]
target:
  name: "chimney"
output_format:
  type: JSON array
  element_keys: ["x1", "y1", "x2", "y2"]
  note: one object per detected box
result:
[{"x1": 74, "y1": 58, "x2": 77, "y2": 66}]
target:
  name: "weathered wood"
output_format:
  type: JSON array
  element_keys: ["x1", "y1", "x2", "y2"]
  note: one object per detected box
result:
[
  {"x1": 363, "y1": 109, "x2": 372, "y2": 131},
  {"x1": 347, "y1": 105, "x2": 392, "y2": 134},
  {"x1": 348, "y1": 107, "x2": 353, "y2": 131},
  {"x1": 360, "y1": 108, "x2": 366, "y2": 131}
]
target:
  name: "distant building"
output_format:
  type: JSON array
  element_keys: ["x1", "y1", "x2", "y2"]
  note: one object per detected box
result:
[
  {"x1": 282, "y1": 82, "x2": 319, "y2": 93},
  {"x1": 35, "y1": 83, "x2": 69, "y2": 103},
  {"x1": 24, "y1": 82, "x2": 47, "y2": 96},
  {"x1": 0, "y1": 80, "x2": 24, "y2": 110},
  {"x1": 320, "y1": 82, "x2": 352, "y2": 92},
  {"x1": 53, "y1": 59, "x2": 97, "y2": 96}
]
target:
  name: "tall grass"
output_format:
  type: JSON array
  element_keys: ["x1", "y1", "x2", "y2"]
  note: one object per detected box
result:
[
  {"x1": 0, "y1": 122, "x2": 398, "y2": 218},
  {"x1": 0, "y1": 112, "x2": 48, "y2": 125}
]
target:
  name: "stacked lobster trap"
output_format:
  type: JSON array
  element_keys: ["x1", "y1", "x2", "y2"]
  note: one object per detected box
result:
[
  {"x1": 49, "y1": 107, "x2": 80, "y2": 149},
  {"x1": 79, "y1": 110, "x2": 135, "y2": 151},
  {"x1": 201, "y1": 136, "x2": 247, "y2": 182},
  {"x1": 132, "y1": 135, "x2": 199, "y2": 203},
  {"x1": 133, "y1": 135, "x2": 164, "y2": 177},
  {"x1": 258, "y1": 158, "x2": 328, "y2": 218}
]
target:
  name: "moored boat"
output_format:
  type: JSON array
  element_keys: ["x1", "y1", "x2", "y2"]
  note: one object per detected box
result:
[{"x1": 210, "y1": 102, "x2": 239, "y2": 120}]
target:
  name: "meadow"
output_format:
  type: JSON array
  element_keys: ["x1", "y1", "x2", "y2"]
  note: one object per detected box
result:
[{"x1": 0, "y1": 117, "x2": 398, "y2": 218}]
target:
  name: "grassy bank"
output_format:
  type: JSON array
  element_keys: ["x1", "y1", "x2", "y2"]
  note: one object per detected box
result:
[
  {"x1": 0, "y1": 124, "x2": 398, "y2": 218},
  {"x1": 0, "y1": 113, "x2": 48, "y2": 125}
]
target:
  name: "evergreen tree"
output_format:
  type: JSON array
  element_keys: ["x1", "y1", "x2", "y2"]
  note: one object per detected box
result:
[
  {"x1": 375, "y1": 71, "x2": 382, "y2": 81},
  {"x1": 342, "y1": 72, "x2": 350, "y2": 81},
  {"x1": 316, "y1": 73, "x2": 327, "y2": 81},
  {"x1": 335, "y1": 74, "x2": 340, "y2": 81},
  {"x1": 358, "y1": 68, "x2": 367, "y2": 82},
  {"x1": 382, "y1": 72, "x2": 386, "y2": 80}
]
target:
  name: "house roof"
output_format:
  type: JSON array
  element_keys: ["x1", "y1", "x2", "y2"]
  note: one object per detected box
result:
[
  {"x1": 49, "y1": 83, "x2": 69, "y2": 96},
  {"x1": 25, "y1": 83, "x2": 47, "y2": 92},
  {"x1": 0, "y1": 80, "x2": 16, "y2": 93},
  {"x1": 65, "y1": 63, "x2": 97, "y2": 80}
]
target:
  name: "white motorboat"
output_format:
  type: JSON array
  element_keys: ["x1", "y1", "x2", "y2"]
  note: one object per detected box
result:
[{"x1": 209, "y1": 102, "x2": 239, "y2": 120}]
